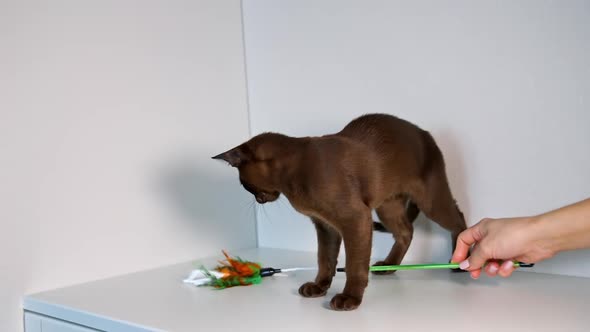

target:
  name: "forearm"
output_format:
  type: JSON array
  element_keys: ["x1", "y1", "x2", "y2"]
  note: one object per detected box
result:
[{"x1": 533, "y1": 198, "x2": 590, "y2": 255}]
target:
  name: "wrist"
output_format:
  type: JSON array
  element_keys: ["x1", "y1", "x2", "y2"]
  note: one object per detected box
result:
[{"x1": 529, "y1": 214, "x2": 560, "y2": 258}]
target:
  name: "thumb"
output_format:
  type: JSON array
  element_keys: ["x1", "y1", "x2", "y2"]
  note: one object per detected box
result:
[
  {"x1": 452, "y1": 222, "x2": 485, "y2": 263},
  {"x1": 461, "y1": 243, "x2": 489, "y2": 271}
]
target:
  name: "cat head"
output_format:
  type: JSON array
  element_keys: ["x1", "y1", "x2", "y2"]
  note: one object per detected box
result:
[{"x1": 212, "y1": 133, "x2": 288, "y2": 204}]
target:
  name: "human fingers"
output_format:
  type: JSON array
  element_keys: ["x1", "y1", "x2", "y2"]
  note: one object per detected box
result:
[
  {"x1": 498, "y1": 260, "x2": 516, "y2": 277},
  {"x1": 459, "y1": 241, "x2": 490, "y2": 272},
  {"x1": 484, "y1": 261, "x2": 500, "y2": 277}
]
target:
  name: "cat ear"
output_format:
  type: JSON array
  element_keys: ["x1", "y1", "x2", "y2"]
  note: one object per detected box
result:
[{"x1": 212, "y1": 145, "x2": 252, "y2": 167}]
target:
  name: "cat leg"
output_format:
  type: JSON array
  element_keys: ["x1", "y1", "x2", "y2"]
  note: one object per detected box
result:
[
  {"x1": 372, "y1": 195, "x2": 415, "y2": 275},
  {"x1": 373, "y1": 200, "x2": 419, "y2": 232},
  {"x1": 299, "y1": 218, "x2": 341, "y2": 297},
  {"x1": 329, "y1": 209, "x2": 372, "y2": 311}
]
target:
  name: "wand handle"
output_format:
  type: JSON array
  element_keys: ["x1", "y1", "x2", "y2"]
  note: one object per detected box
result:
[
  {"x1": 259, "y1": 267, "x2": 282, "y2": 277},
  {"x1": 336, "y1": 261, "x2": 534, "y2": 273}
]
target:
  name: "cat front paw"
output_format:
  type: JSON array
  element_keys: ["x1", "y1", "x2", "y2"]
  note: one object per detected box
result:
[
  {"x1": 329, "y1": 293, "x2": 362, "y2": 311},
  {"x1": 298, "y1": 282, "x2": 328, "y2": 298},
  {"x1": 371, "y1": 260, "x2": 396, "y2": 275}
]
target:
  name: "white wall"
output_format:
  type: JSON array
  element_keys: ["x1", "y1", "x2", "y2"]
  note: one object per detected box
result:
[
  {"x1": 0, "y1": 1, "x2": 254, "y2": 331},
  {"x1": 243, "y1": 1, "x2": 590, "y2": 276}
]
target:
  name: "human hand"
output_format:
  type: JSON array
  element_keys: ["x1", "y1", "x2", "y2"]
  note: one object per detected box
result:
[{"x1": 451, "y1": 217, "x2": 554, "y2": 279}]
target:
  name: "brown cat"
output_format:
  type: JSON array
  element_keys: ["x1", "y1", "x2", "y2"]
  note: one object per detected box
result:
[{"x1": 213, "y1": 113, "x2": 466, "y2": 311}]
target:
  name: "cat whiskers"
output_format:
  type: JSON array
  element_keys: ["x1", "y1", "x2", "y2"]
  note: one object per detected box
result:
[
  {"x1": 258, "y1": 201, "x2": 272, "y2": 225},
  {"x1": 237, "y1": 198, "x2": 257, "y2": 220}
]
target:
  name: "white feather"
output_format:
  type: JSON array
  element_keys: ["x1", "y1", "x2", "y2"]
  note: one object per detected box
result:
[{"x1": 183, "y1": 269, "x2": 226, "y2": 286}]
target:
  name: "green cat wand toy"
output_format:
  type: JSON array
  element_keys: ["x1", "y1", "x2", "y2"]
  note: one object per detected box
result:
[
  {"x1": 338, "y1": 261, "x2": 534, "y2": 273},
  {"x1": 183, "y1": 251, "x2": 534, "y2": 288}
]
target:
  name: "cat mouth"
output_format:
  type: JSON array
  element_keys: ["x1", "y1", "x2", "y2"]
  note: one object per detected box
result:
[
  {"x1": 240, "y1": 179, "x2": 279, "y2": 204},
  {"x1": 255, "y1": 192, "x2": 280, "y2": 204}
]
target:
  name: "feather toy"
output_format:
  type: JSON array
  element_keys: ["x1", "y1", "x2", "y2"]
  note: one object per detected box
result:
[
  {"x1": 185, "y1": 251, "x2": 264, "y2": 289},
  {"x1": 183, "y1": 251, "x2": 534, "y2": 289}
]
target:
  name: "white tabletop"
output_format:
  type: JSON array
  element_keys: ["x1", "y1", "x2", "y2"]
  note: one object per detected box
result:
[{"x1": 25, "y1": 247, "x2": 590, "y2": 332}]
